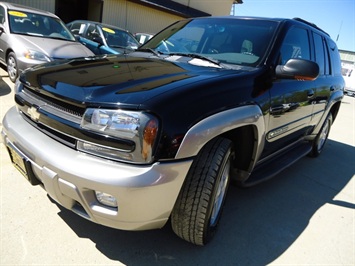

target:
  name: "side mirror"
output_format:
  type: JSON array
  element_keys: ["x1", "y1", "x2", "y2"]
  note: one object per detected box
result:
[
  {"x1": 276, "y1": 59, "x2": 319, "y2": 81},
  {"x1": 0, "y1": 25, "x2": 4, "y2": 34}
]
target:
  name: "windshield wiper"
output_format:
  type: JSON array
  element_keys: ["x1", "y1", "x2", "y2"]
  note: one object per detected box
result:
[
  {"x1": 167, "y1": 53, "x2": 221, "y2": 66},
  {"x1": 48, "y1": 36, "x2": 71, "y2": 41},
  {"x1": 110, "y1": 45, "x2": 128, "y2": 49},
  {"x1": 136, "y1": 48, "x2": 162, "y2": 57}
]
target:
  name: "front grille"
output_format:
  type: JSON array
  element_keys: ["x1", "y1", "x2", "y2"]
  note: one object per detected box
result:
[
  {"x1": 17, "y1": 86, "x2": 84, "y2": 148},
  {"x1": 22, "y1": 114, "x2": 77, "y2": 148},
  {"x1": 21, "y1": 87, "x2": 84, "y2": 124}
]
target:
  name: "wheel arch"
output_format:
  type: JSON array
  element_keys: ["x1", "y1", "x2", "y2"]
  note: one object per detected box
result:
[
  {"x1": 308, "y1": 91, "x2": 343, "y2": 139},
  {"x1": 329, "y1": 100, "x2": 341, "y2": 123},
  {"x1": 175, "y1": 105, "x2": 265, "y2": 176},
  {"x1": 5, "y1": 48, "x2": 15, "y2": 60},
  {"x1": 221, "y1": 125, "x2": 259, "y2": 181}
]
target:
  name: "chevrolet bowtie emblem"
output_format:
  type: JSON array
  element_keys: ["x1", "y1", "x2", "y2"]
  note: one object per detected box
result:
[{"x1": 28, "y1": 106, "x2": 41, "y2": 122}]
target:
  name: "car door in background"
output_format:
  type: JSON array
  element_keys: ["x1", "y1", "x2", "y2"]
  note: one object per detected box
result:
[{"x1": 68, "y1": 21, "x2": 102, "y2": 54}]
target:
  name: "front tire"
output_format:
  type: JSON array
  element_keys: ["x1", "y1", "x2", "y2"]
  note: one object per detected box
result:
[
  {"x1": 309, "y1": 113, "x2": 333, "y2": 157},
  {"x1": 171, "y1": 137, "x2": 233, "y2": 245},
  {"x1": 7, "y1": 52, "x2": 18, "y2": 83}
]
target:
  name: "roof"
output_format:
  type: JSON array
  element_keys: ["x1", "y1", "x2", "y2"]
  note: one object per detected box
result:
[{"x1": 68, "y1": 20, "x2": 129, "y2": 32}]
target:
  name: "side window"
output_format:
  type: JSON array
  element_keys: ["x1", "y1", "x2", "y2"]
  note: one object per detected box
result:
[
  {"x1": 0, "y1": 6, "x2": 5, "y2": 24},
  {"x1": 84, "y1": 24, "x2": 100, "y2": 41},
  {"x1": 313, "y1": 32, "x2": 325, "y2": 75},
  {"x1": 323, "y1": 38, "x2": 330, "y2": 75},
  {"x1": 327, "y1": 39, "x2": 342, "y2": 76},
  {"x1": 280, "y1": 27, "x2": 311, "y2": 64},
  {"x1": 69, "y1": 22, "x2": 86, "y2": 36}
]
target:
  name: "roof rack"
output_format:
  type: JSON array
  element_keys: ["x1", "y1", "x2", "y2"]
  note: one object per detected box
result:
[{"x1": 293, "y1": 17, "x2": 329, "y2": 36}]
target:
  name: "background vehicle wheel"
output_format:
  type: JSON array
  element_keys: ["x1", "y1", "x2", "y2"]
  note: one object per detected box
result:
[
  {"x1": 309, "y1": 113, "x2": 333, "y2": 157},
  {"x1": 171, "y1": 137, "x2": 233, "y2": 246},
  {"x1": 7, "y1": 52, "x2": 18, "y2": 83}
]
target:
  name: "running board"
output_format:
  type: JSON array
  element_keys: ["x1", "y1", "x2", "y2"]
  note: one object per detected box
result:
[{"x1": 239, "y1": 141, "x2": 312, "y2": 187}]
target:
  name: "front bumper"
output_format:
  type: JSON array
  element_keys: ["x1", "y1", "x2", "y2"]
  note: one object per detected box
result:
[{"x1": 2, "y1": 106, "x2": 193, "y2": 230}]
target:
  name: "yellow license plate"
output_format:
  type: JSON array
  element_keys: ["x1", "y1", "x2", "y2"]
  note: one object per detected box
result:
[
  {"x1": 7, "y1": 144, "x2": 28, "y2": 178},
  {"x1": 6, "y1": 142, "x2": 41, "y2": 185}
]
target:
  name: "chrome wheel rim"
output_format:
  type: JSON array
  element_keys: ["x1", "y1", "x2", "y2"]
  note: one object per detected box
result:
[
  {"x1": 317, "y1": 120, "x2": 329, "y2": 151},
  {"x1": 7, "y1": 56, "x2": 17, "y2": 81},
  {"x1": 210, "y1": 159, "x2": 230, "y2": 227}
]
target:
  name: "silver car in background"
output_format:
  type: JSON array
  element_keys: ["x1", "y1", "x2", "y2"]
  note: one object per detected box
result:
[{"x1": 0, "y1": 2, "x2": 94, "y2": 82}]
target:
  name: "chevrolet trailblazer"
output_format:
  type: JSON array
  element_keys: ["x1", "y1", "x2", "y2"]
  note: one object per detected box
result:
[{"x1": 2, "y1": 16, "x2": 344, "y2": 245}]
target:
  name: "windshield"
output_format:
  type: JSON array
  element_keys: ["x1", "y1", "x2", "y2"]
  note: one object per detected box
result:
[
  {"x1": 142, "y1": 18, "x2": 278, "y2": 67},
  {"x1": 8, "y1": 10, "x2": 75, "y2": 41},
  {"x1": 102, "y1": 26, "x2": 139, "y2": 50}
]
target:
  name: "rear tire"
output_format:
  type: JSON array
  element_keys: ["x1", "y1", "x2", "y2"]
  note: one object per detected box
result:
[
  {"x1": 309, "y1": 113, "x2": 332, "y2": 157},
  {"x1": 171, "y1": 137, "x2": 233, "y2": 245},
  {"x1": 7, "y1": 52, "x2": 18, "y2": 83}
]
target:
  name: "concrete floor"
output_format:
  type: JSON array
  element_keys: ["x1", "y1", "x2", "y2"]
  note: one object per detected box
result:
[{"x1": 1, "y1": 67, "x2": 354, "y2": 265}]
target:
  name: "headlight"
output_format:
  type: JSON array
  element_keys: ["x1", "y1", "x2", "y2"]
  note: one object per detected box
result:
[
  {"x1": 24, "y1": 49, "x2": 51, "y2": 62},
  {"x1": 79, "y1": 108, "x2": 159, "y2": 163}
]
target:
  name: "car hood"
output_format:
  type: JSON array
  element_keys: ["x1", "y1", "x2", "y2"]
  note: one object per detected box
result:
[
  {"x1": 16, "y1": 35, "x2": 94, "y2": 58},
  {"x1": 21, "y1": 53, "x2": 249, "y2": 107}
]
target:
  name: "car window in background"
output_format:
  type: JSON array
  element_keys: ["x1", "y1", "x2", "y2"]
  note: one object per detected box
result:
[
  {"x1": 8, "y1": 9, "x2": 75, "y2": 41},
  {"x1": 67, "y1": 20, "x2": 140, "y2": 54},
  {"x1": 102, "y1": 26, "x2": 138, "y2": 49},
  {"x1": 84, "y1": 24, "x2": 100, "y2": 41},
  {"x1": 68, "y1": 21, "x2": 86, "y2": 36},
  {"x1": 134, "y1": 33, "x2": 153, "y2": 45}
]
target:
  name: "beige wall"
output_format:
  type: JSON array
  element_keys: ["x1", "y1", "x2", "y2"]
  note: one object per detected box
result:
[
  {"x1": 102, "y1": 0, "x2": 235, "y2": 34},
  {"x1": 102, "y1": 0, "x2": 183, "y2": 34},
  {"x1": 175, "y1": 0, "x2": 235, "y2": 16},
  {"x1": 13, "y1": 0, "x2": 235, "y2": 35}
]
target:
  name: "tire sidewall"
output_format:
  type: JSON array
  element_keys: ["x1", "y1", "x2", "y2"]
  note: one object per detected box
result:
[
  {"x1": 202, "y1": 143, "x2": 233, "y2": 243},
  {"x1": 311, "y1": 113, "x2": 333, "y2": 157}
]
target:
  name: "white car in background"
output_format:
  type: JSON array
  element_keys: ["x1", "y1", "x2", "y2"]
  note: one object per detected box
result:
[
  {"x1": 0, "y1": 2, "x2": 94, "y2": 82},
  {"x1": 342, "y1": 67, "x2": 355, "y2": 96}
]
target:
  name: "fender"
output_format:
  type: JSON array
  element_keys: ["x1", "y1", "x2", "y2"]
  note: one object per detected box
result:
[
  {"x1": 308, "y1": 89, "x2": 343, "y2": 139},
  {"x1": 175, "y1": 105, "x2": 266, "y2": 161}
]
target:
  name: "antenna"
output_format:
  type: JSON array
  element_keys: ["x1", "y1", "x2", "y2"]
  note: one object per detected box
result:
[{"x1": 336, "y1": 20, "x2": 343, "y2": 42}]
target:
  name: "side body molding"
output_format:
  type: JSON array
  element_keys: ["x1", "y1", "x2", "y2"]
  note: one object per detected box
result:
[{"x1": 175, "y1": 105, "x2": 265, "y2": 160}]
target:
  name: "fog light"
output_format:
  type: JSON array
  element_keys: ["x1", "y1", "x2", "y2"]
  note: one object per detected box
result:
[{"x1": 95, "y1": 191, "x2": 118, "y2": 207}]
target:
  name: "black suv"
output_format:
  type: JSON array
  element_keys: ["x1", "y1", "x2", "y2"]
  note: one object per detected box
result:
[{"x1": 2, "y1": 16, "x2": 344, "y2": 245}]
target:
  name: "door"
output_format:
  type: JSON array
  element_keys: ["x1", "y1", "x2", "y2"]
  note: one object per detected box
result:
[
  {"x1": 309, "y1": 32, "x2": 331, "y2": 125},
  {"x1": 263, "y1": 26, "x2": 315, "y2": 156}
]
